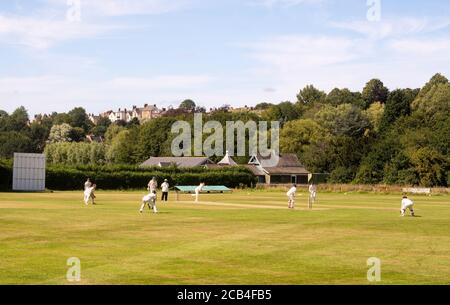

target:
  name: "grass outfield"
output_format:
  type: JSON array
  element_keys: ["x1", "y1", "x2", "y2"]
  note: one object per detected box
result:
[{"x1": 0, "y1": 190, "x2": 449, "y2": 284}]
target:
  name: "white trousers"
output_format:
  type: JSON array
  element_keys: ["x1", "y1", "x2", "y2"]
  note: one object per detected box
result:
[
  {"x1": 140, "y1": 200, "x2": 157, "y2": 213},
  {"x1": 401, "y1": 203, "x2": 414, "y2": 214},
  {"x1": 288, "y1": 195, "x2": 295, "y2": 208}
]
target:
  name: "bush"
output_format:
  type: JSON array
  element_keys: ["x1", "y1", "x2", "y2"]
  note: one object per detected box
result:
[
  {"x1": 45, "y1": 142, "x2": 106, "y2": 165},
  {"x1": 46, "y1": 165, "x2": 256, "y2": 190},
  {"x1": 328, "y1": 166, "x2": 355, "y2": 184}
]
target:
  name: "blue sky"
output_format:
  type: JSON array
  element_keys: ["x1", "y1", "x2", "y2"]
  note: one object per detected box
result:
[{"x1": 0, "y1": 0, "x2": 449, "y2": 116}]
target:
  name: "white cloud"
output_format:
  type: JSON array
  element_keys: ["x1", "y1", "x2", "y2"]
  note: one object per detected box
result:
[
  {"x1": 389, "y1": 38, "x2": 450, "y2": 56},
  {"x1": 331, "y1": 17, "x2": 450, "y2": 40},
  {"x1": 0, "y1": 0, "x2": 192, "y2": 49},
  {"x1": 249, "y1": 0, "x2": 323, "y2": 8},
  {"x1": 242, "y1": 33, "x2": 450, "y2": 98},
  {"x1": 0, "y1": 14, "x2": 116, "y2": 49},
  {"x1": 245, "y1": 35, "x2": 368, "y2": 71},
  {"x1": 46, "y1": 0, "x2": 191, "y2": 17},
  {"x1": 109, "y1": 75, "x2": 212, "y2": 90}
]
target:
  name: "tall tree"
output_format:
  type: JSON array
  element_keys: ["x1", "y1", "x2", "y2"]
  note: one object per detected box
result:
[
  {"x1": 362, "y1": 79, "x2": 389, "y2": 109},
  {"x1": 379, "y1": 88, "x2": 418, "y2": 131},
  {"x1": 326, "y1": 88, "x2": 363, "y2": 107},
  {"x1": 297, "y1": 85, "x2": 326, "y2": 105},
  {"x1": 179, "y1": 99, "x2": 197, "y2": 112},
  {"x1": 68, "y1": 107, "x2": 92, "y2": 132}
]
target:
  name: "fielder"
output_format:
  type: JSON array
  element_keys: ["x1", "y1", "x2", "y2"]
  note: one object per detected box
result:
[
  {"x1": 148, "y1": 177, "x2": 158, "y2": 193},
  {"x1": 140, "y1": 190, "x2": 158, "y2": 214},
  {"x1": 84, "y1": 184, "x2": 97, "y2": 205},
  {"x1": 401, "y1": 195, "x2": 415, "y2": 217},
  {"x1": 84, "y1": 178, "x2": 96, "y2": 201},
  {"x1": 84, "y1": 178, "x2": 92, "y2": 190},
  {"x1": 308, "y1": 183, "x2": 317, "y2": 209},
  {"x1": 192, "y1": 182, "x2": 205, "y2": 203},
  {"x1": 287, "y1": 184, "x2": 297, "y2": 209}
]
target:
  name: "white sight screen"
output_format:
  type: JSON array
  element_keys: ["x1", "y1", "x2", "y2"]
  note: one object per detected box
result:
[{"x1": 12, "y1": 153, "x2": 46, "y2": 191}]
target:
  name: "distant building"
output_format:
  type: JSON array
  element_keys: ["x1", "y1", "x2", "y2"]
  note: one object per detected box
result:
[
  {"x1": 140, "y1": 157, "x2": 214, "y2": 168},
  {"x1": 88, "y1": 114, "x2": 101, "y2": 125},
  {"x1": 131, "y1": 104, "x2": 163, "y2": 122},
  {"x1": 246, "y1": 153, "x2": 310, "y2": 185},
  {"x1": 99, "y1": 104, "x2": 163, "y2": 124}
]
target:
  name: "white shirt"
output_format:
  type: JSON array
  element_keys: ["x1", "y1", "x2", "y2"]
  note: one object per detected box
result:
[
  {"x1": 161, "y1": 182, "x2": 169, "y2": 192},
  {"x1": 84, "y1": 186, "x2": 95, "y2": 197},
  {"x1": 287, "y1": 187, "x2": 297, "y2": 197},
  {"x1": 148, "y1": 180, "x2": 158, "y2": 191},
  {"x1": 195, "y1": 184, "x2": 205, "y2": 193},
  {"x1": 309, "y1": 185, "x2": 317, "y2": 193},
  {"x1": 84, "y1": 181, "x2": 92, "y2": 190},
  {"x1": 401, "y1": 198, "x2": 414, "y2": 208},
  {"x1": 143, "y1": 193, "x2": 157, "y2": 203}
]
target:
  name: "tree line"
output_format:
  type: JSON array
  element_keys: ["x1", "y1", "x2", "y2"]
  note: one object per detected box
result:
[{"x1": 1, "y1": 73, "x2": 449, "y2": 186}]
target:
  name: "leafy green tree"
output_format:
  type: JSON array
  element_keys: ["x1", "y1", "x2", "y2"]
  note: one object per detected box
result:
[
  {"x1": 68, "y1": 107, "x2": 92, "y2": 133},
  {"x1": 0, "y1": 110, "x2": 9, "y2": 131},
  {"x1": 179, "y1": 99, "x2": 196, "y2": 112},
  {"x1": 412, "y1": 82, "x2": 450, "y2": 123},
  {"x1": 69, "y1": 127, "x2": 86, "y2": 142},
  {"x1": 280, "y1": 119, "x2": 327, "y2": 157},
  {"x1": 48, "y1": 123, "x2": 73, "y2": 143},
  {"x1": 414, "y1": 73, "x2": 448, "y2": 103},
  {"x1": 106, "y1": 128, "x2": 139, "y2": 164},
  {"x1": 362, "y1": 79, "x2": 389, "y2": 109},
  {"x1": 104, "y1": 124, "x2": 126, "y2": 144},
  {"x1": 29, "y1": 122, "x2": 50, "y2": 152},
  {"x1": 379, "y1": 89, "x2": 418, "y2": 131},
  {"x1": 315, "y1": 104, "x2": 371, "y2": 137},
  {"x1": 1, "y1": 106, "x2": 30, "y2": 132},
  {"x1": 137, "y1": 117, "x2": 177, "y2": 161},
  {"x1": 297, "y1": 85, "x2": 326, "y2": 105},
  {"x1": 326, "y1": 88, "x2": 363, "y2": 107},
  {"x1": 45, "y1": 142, "x2": 106, "y2": 165},
  {"x1": 262, "y1": 101, "x2": 301, "y2": 124},
  {"x1": 254, "y1": 102, "x2": 274, "y2": 110},
  {"x1": 90, "y1": 116, "x2": 112, "y2": 137},
  {"x1": 0, "y1": 131, "x2": 32, "y2": 158},
  {"x1": 364, "y1": 102, "x2": 384, "y2": 133},
  {"x1": 410, "y1": 147, "x2": 449, "y2": 187},
  {"x1": 52, "y1": 112, "x2": 71, "y2": 125}
]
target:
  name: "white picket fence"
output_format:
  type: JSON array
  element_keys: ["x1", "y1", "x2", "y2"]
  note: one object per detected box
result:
[{"x1": 402, "y1": 187, "x2": 432, "y2": 195}]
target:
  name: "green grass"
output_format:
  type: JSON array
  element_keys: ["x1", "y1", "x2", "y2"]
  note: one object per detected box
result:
[{"x1": 0, "y1": 190, "x2": 449, "y2": 284}]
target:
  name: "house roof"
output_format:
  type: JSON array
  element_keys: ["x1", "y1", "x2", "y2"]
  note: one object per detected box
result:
[
  {"x1": 247, "y1": 153, "x2": 310, "y2": 175},
  {"x1": 249, "y1": 153, "x2": 305, "y2": 168},
  {"x1": 264, "y1": 166, "x2": 309, "y2": 175},
  {"x1": 244, "y1": 165, "x2": 266, "y2": 176},
  {"x1": 140, "y1": 157, "x2": 214, "y2": 168},
  {"x1": 218, "y1": 151, "x2": 238, "y2": 166}
]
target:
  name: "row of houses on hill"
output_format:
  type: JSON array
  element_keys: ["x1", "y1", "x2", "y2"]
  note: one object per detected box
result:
[
  {"x1": 140, "y1": 152, "x2": 310, "y2": 185},
  {"x1": 89, "y1": 104, "x2": 165, "y2": 124}
]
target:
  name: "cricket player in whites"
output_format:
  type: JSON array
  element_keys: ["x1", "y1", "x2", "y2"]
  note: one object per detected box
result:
[
  {"x1": 308, "y1": 183, "x2": 317, "y2": 209},
  {"x1": 140, "y1": 190, "x2": 158, "y2": 214},
  {"x1": 287, "y1": 184, "x2": 297, "y2": 209},
  {"x1": 148, "y1": 177, "x2": 158, "y2": 193},
  {"x1": 192, "y1": 182, "x2": 205, "y2": 203},
  {"x1": 84, "y1": 184, "x2": 97, "y2": 205},
  {"x1": 401, "y1": 195, "x2": 415, "y2": 217}
]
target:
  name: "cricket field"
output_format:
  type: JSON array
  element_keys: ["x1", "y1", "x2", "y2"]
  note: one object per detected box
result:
[{"x1": 0, "y1": 190, "x2": 449, "y2": 284}]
